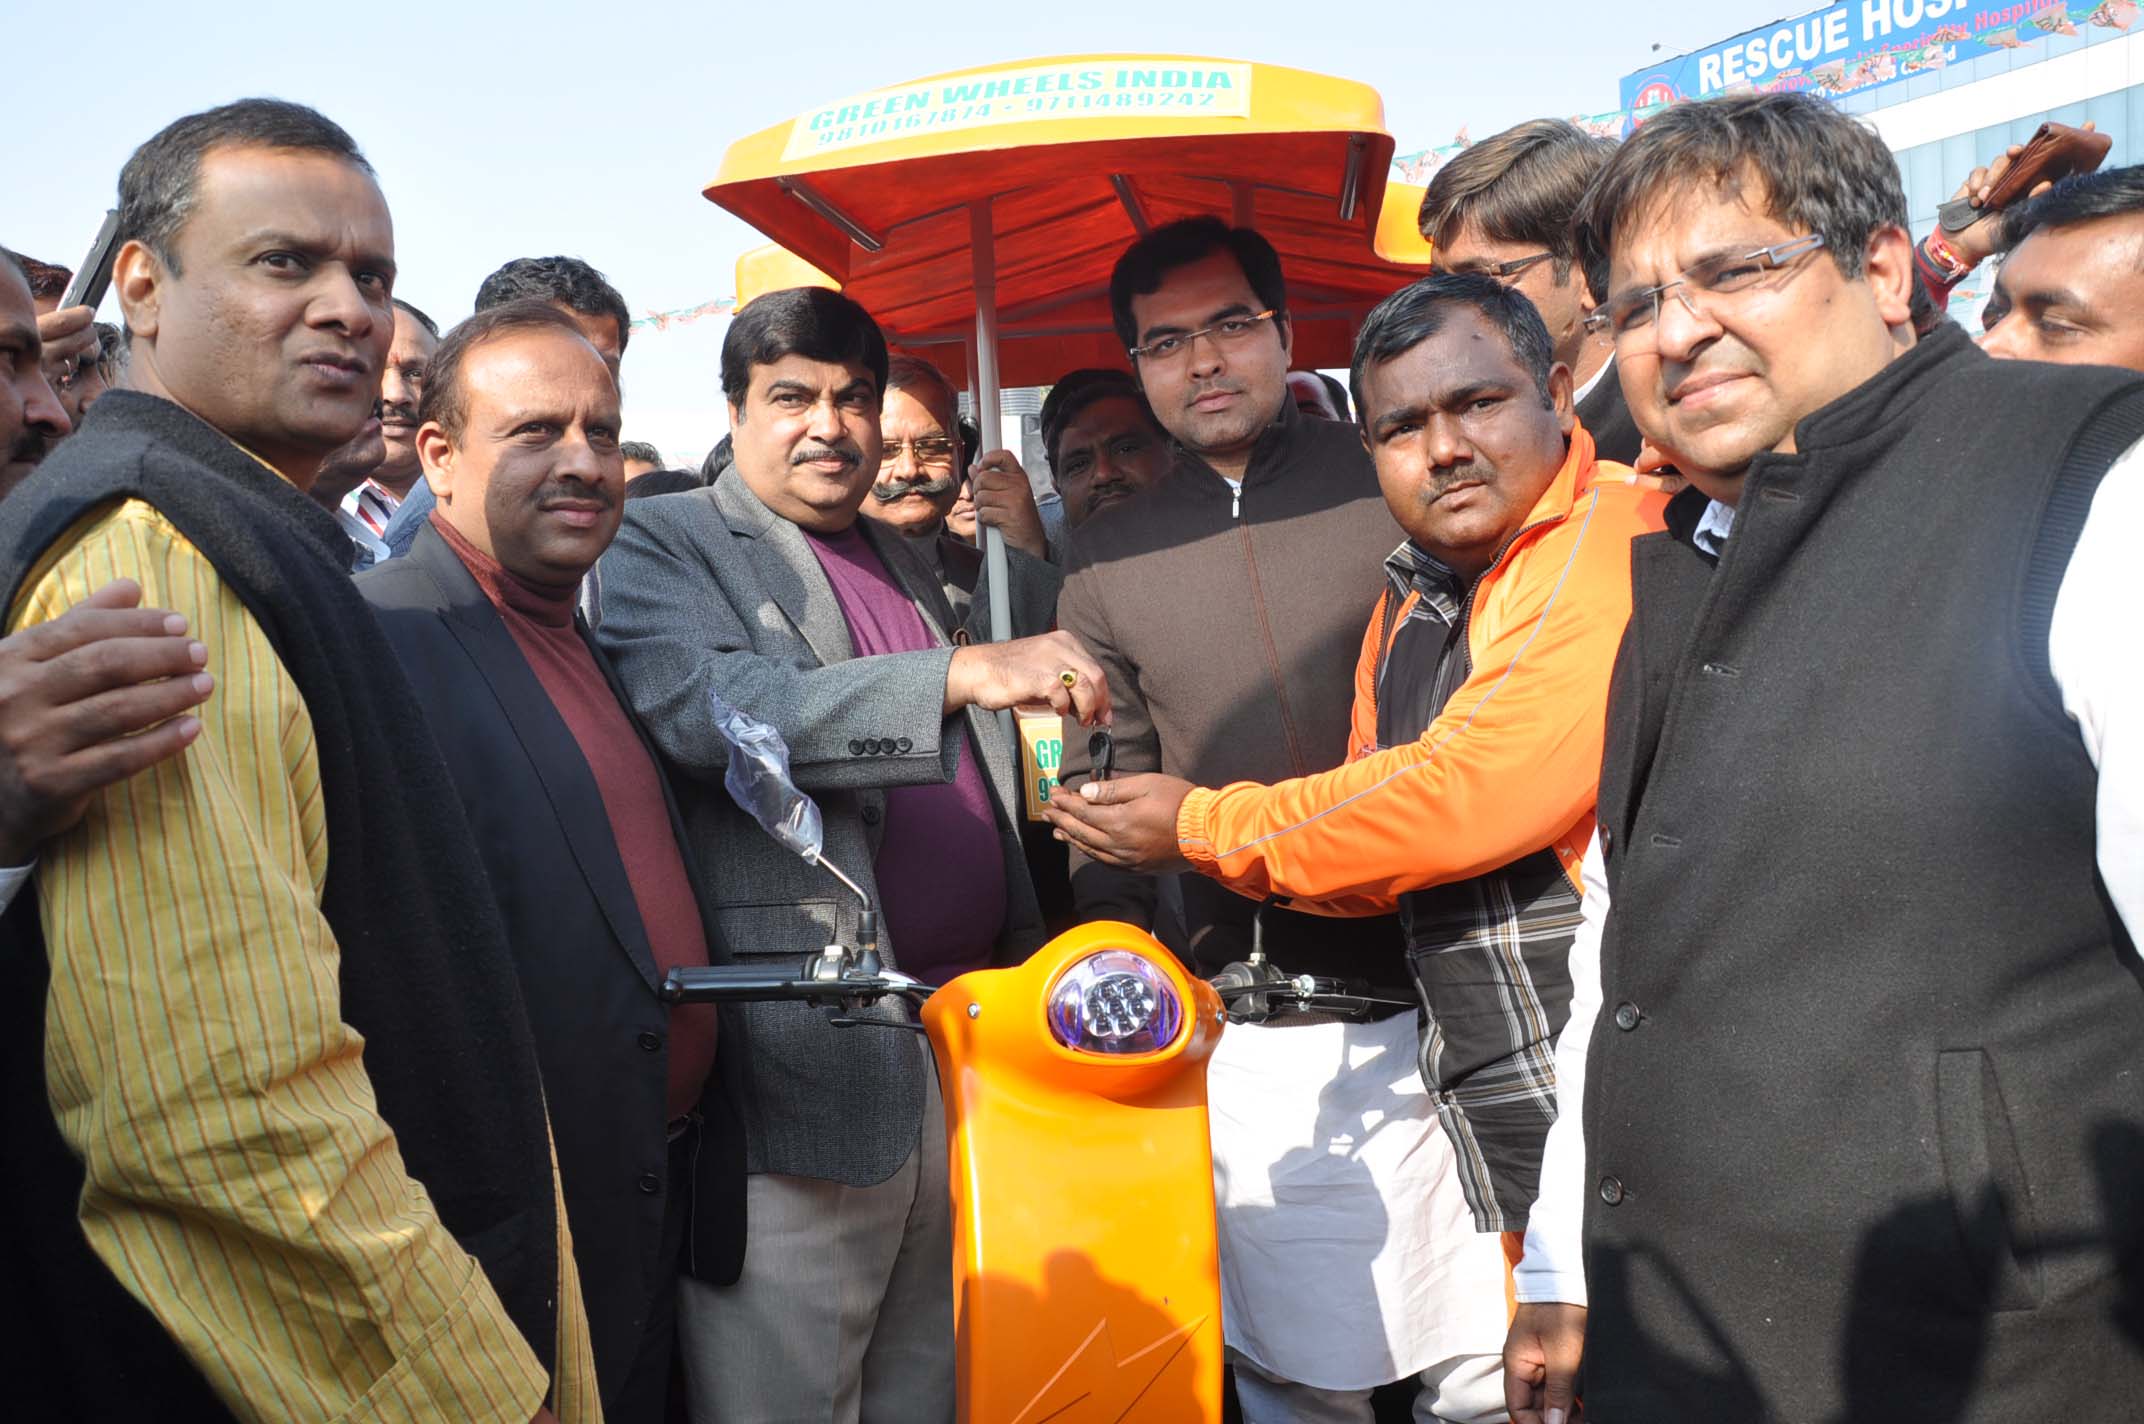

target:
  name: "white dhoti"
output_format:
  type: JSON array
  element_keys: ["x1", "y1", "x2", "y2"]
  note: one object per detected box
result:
[{"x1": 1208, "y1": 1013, "x2": 1511, "y2": 1395}]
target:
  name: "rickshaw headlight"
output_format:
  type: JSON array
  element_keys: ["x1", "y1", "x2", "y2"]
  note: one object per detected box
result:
[{"x1": 1046, "y1": 950, "x2": 1183, "y2": 1055}]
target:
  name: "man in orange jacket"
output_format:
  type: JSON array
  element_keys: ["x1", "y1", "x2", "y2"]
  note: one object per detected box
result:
[{"x1": 1049, "y1": 273, "x2": 1665, "y2": 1416}]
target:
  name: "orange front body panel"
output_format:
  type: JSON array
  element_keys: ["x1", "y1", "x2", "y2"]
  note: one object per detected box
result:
[{"x1": 922, "y1": 923, "x2": 1226, "y2": 1424}]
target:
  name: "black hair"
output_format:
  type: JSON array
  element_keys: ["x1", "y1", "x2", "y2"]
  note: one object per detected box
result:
[
  {"x1": 2000, "y1": 163, "x2": 2144, "y2": 254},
  {"x1": 626, "y1": 468, "x2": 704, "y2": 499},
  {"x1": 420, "y1": 299, "x2": 598, "y2": 441},
  {"x1": 1040, "y1": 368, "x2": 1161, "y2": 471},
  {"x1": 1108, "y1": 216, "x2": 1288, "y2": 351},
  {"x1": 474, "y1": 256, "x2": 630, "y2": 354},
  {"x1": 1573, "y1": 92, "x2": 1907, "y2": 285},
  {"x1": 1317, "y1": 372, "x2": 1352, "y2": 422},
  {"x1": 719, "y1": 286, "x2": 888, "y2": 410},
  {"x1": 15, "y1": 254, "x2": 72, "y2": 301},
  {"x1": 392, "y1": 297, "x2": 440, "y2": 338},
  {"x1": 701, "y1": 432, "x2": 733, "y2": 483},
  {"x1": 118, "y1": 99, "x2": 372, "y2": 270},
  {"x1": 1349, "y1": 272, "x2": 1557, "y2": 424},
  {"x1": 618, "y1": 439, "x2": 665, "y2": 467}
]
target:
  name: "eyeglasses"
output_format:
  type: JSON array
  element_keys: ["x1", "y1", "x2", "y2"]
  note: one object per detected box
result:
[
  {"x1": 1441, "y1": 251, "x2": 1557, "y2": 285},
  {"x1": 1584, "y1": 235, "x2": 1828, "y2": 347},
  {"x1": 883, "y1": 435, "x2": 958, "y2": 467},
  {"x1": 1128, "y1": 309, "x2": 1279, "y2": 365}
]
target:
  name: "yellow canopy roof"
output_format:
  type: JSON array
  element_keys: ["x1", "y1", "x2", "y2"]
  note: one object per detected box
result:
[{"x1": 709, "y1": 55, "x2": 1433, "y2": 385}]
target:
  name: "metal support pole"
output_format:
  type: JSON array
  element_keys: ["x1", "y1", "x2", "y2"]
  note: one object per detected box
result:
[{"x1": 969, "y1": 200, "x2": 1013, "y2": 651}]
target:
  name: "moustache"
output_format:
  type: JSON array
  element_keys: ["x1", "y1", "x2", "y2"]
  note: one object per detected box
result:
[
  {"x1": 6, "y1": 427, "x2": 52, "y2": 470},
  {"x1": 377, "y1": 397, "x2": 419, "y2": 426},
  {"x1": 870, "y1": 473, "x2": 960, "y2": 504},
  {"x1": 1427, "y1": 464, "x2": 1493, "y2": 501},
  {"x1": 790, "y1": 443, "x2": 859, "y2": 470},
  {"x1": 1184, "y1": 380, "x2": 1246, "y2": 409},
  {"x1": 533, "y1": 478, "x2": 615, "y2": 511}
]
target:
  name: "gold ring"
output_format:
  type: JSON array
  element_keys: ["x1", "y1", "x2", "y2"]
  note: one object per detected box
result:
[{"x1": 1059, "y1": 669, "x2": 1079, "y2": 688}]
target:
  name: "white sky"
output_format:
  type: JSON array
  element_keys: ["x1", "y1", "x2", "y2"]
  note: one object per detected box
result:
[{"x1": 4, "y1": 0, "x2": 1794, "y2": 465}]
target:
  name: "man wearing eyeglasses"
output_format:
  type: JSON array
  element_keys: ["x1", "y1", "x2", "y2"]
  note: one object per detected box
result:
[
  {"x1": 1503, "y1": 93, "x2": 2144, "y2": 1424},
  {"x1": 860, "y1": 353, "x2": 1058, "y2": 633},
  {"x1": 1420, "y1": 120, "x2": 1640, "y2": 468},
  {"x1": 1053, "y1": 215, "x2": 1422, "y2": 1416}
]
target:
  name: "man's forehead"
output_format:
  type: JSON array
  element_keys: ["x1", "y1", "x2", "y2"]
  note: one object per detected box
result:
[
  {"x1": 466, "y1": 328, "x2": 616, "y2": 406},
  {"x1": 1065, "y1": 394, "x2": 1154, "y2": 441},
  {"x1": 1434, "y1": 220, "x2": 1536, "y2": 266},
  {"x1": 1364, "y1": 310, "x2": 1524, "y2": 403},
  {"x1": 883, "y1": 387, "x2": 952, "y2": 432},
  {"x1": 191, "y1": 144, "x2": 391, "y2": 236},
  {"x1": 1131, "y1": 250, "x2": 1256, "y2": 321},
  {"x1": 1608, "y1": 173, "x2": 1780, "y2": 275},
  {"x1": 391, "y1": 308, "x2": 440, "y2": 355},
  {"x1": 750, "y1": 353, "x2": 876, "y2": 394},
  {"x1": 2011, "y1": 215, "x2": 2144, "y2": 293},
  {"x1": 0, "y1": 262, "x2": 36, "y2": 330}
]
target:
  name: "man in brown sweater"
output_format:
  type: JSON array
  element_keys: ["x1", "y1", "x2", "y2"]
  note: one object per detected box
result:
[
  {"x1": 1055, "y1": 218, "x2": 1504, "y2": 1420},
  {"x1": 1057, "y1": 216, "x2": 1403, "y2": 986}
]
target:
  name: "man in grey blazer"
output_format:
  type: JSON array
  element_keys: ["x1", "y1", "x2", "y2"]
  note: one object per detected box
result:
[{"x1": 595, "y1": 286, "x2": 1110, "y2": 1422}]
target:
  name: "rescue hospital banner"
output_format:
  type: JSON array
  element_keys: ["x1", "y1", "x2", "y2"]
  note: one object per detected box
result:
[{"x1": 1620, "y1": 0, "x2": 2138, "y2": 113}]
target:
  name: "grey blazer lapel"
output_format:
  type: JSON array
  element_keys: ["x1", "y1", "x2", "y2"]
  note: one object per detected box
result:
[{"x1": 712, "y1": 474, "x2": 855, "y2": 669}]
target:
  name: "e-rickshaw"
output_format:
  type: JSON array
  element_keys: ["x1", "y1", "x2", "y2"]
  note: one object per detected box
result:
[{"x1": 675, "y1": 56, "x2": 1435, "y2": 1422}]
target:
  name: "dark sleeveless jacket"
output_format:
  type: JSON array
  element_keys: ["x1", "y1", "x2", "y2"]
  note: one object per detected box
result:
[
  {"x1": 1579, "y1": 326, "x2": 2144, "y2": 1422},
  {"x1": 0, "y1": 393, "x2": 558, "y2": 1419}
]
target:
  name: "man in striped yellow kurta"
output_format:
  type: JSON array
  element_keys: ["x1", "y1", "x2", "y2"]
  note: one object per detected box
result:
[
  {"x1": 11, "y1": 496, "x2": 601, "y2": 1423},
  {"x1": 0, "y1": 98, "x2": 599, "y2": 1423}
]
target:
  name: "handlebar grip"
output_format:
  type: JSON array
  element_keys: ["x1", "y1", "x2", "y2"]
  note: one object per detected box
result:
[{"x1": 662, "y1": 960, "x2": 829, "y2": 1003}]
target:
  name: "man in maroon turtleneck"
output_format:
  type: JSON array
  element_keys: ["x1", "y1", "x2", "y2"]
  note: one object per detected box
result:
[{"x1": 357, "y1": 299, "x2": 740, "y2": 1424}]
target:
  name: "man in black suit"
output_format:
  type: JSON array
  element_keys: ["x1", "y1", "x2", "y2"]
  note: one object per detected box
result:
[
  {"x1": 1419, "y1": 118, "x2": 1644, "y2": 468},
  {"x1": 358, "y1": 299, "x2": 743, "y2": 1423}
]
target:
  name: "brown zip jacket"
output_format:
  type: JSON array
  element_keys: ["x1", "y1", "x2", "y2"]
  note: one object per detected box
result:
[{"x1": 1055, "y1": 394, "x2": 1406, "y2": 986}]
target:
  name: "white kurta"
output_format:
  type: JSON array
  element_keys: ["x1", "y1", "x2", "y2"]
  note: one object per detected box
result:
[{"x1": 1208, "y1": 1013, "x2": 1512, "y2": 1391}]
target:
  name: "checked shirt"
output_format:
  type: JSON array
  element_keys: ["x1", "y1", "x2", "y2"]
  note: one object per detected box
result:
[{"x1": 1372, "y1": 540, "x2": 1581, "y2": 1233}]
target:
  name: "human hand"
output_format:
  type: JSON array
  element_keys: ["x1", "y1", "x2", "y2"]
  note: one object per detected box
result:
[
  {"x1": 1949, "y1": 122, "x2": 2097, "y2": 265},
  {"x1": 1042, "y1": 772, "x2": 1196, "y2": 873},
  {"x1": 36, "y1": 305, "x2": 100, "y2": 392},
  {"x1": 968, "y1": 449, "x2": 1049, "y2": 559},
  {"x1": 945, "y1": 629, "x2": 1110, "y2": 725},
  {"x1": 1630, "y1": 440, "x2": 1687, "y2": 494},
  {"x1": 1504, "y1": 1301, "x2": 1587, "y2": 1424},
  {"x1": 0, "y1": 580, "x2": 213, "y2": 864}
]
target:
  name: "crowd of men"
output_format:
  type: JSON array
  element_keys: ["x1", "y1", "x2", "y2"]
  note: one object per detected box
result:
[{"x1": 0, "y1": 84, "x2": 2139, "y2": 1424}]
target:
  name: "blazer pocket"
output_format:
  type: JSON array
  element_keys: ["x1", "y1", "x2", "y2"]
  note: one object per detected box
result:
[{"x1": 1935, "y1": 1048, "x2": 2043, "y2": 1313}]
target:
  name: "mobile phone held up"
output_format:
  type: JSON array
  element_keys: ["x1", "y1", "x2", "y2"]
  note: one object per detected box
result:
[
  {"x1": 1936, "y1": 123, "x2": 2113, "y2": 233},
  {"x1": 57, "y1": 210, "x2": 123, "y2": 314}
]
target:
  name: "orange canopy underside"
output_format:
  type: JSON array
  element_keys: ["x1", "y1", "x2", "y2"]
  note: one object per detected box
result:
[{"x1": 708, "y1": 55, "x2": 1434, "y2": 388}]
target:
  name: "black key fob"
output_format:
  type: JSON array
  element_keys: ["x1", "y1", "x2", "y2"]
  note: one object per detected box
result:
[{"x1": 1088, "y1": 728, "x2": 1116, "y2": 782}]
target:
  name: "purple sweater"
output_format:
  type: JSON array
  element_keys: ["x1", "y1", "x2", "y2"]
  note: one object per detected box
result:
[{"x1": 802, "y1": 523, "x2": 1005, "y2": 983}]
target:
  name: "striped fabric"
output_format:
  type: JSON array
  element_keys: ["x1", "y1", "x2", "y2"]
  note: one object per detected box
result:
[
  {"x1": 343, "y1": 479, "x2": 401, "y2": 537},
  {"x1": 9, "y1": 498, "x2": 600, "y2": 1424}
]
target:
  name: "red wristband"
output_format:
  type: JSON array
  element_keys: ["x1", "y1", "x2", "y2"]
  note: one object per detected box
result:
[{"x1": 1922, "y1": 228, "x2": 1972, "y2": 283}]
